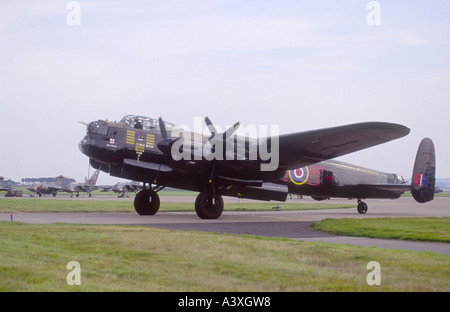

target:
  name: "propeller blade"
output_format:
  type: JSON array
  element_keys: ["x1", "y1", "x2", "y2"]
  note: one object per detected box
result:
[
  {"x1": 223, "y1": 121, "x2": 240, "y2": 140},
  {"x1": 204, "y1": 117, "x2": 217, "y2": 140},
  {"x1": 204, "y1": 117, "x2": 240, "y2": 141},
  {"x1": 158, "y1": 117, "x2": 168, "y2": 139}
]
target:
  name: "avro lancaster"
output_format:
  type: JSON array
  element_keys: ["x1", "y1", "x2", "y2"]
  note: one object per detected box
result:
[{"x1": 79, "y1": 115, "x2": 435, "y2": 219}]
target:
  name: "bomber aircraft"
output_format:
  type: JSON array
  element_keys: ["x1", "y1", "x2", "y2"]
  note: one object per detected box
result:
[{"x1": 79, "y1": 115, "x2": 435, "y2": 219}]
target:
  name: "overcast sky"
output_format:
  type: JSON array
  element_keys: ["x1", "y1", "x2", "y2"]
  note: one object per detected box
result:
[{"x1": 1, "y1": 0, "x2": 449, "y2": 185}]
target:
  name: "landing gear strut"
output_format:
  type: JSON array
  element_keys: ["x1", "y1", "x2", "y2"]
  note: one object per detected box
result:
[
  {"x1": 195, "y1": 190, "x2": 224, "y2": 219},
  {"x1": 357, "y1": 199, "x2": 368, "y2": 214},
  {"x1": 134, "y1": 188, "x2": 160, "y2": 215}
]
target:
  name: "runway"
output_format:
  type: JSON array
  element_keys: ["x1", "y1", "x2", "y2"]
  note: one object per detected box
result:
[{"x1": 2, "y1": 197, "x2": 449, "y2": 255}]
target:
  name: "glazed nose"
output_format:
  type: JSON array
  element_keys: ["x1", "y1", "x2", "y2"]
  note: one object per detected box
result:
[{"x1": 78, "y1": 136, "x2": 90, "y2": 155}]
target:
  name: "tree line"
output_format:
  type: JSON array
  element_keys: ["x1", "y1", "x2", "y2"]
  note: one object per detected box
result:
[{"x1": 21, "y1": 177, "x2": 76, "y2": 187}]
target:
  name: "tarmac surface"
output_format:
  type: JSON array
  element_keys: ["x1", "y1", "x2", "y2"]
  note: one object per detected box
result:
[{"x1": 1, "y1": 196, "x2": 449, "y2": 255}]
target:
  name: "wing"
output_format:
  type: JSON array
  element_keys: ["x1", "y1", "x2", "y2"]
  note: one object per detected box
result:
[
  {"x1": 275, "y1": 122, "x2": 410, "y2": 170},
  {"x1": 48, "y1": 186, "x2": 63, "y2": 192},
  {"x1": 98, "y1": 185, "x2": 113, "y2": 192}
]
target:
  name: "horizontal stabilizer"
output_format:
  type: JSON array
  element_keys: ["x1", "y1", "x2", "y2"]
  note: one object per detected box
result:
[{"x1": 411, "y1": 138, "x2": 435, "y2": 203}]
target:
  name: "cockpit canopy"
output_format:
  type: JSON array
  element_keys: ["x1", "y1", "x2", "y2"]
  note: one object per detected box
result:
[
  {"x1": 88, "y1": 120, "x2": 108, "y2": 135},
  {"x1": 120, "y1": 115, "x2": 174, "y2": 131}
]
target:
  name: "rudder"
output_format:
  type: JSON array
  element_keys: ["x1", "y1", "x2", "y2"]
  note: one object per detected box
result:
[{"x1": 411, "y1": 138, "x2": 436, "y2": 203}]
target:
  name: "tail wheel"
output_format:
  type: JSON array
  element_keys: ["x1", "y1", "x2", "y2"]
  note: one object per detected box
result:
[
  {"x1": 357, "y1": 200, "x2": 368, "y2": 214},
  {"x1": 134, "y1": 189, "x2": 160, "y2": 215},
  {"x1": 195, "y1": 191, "x2": 224, "y2": 219}
]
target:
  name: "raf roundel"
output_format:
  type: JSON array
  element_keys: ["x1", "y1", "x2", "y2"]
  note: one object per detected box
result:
[{"x1": 289, "y1": 167, "x2": 309, "y2": 185}]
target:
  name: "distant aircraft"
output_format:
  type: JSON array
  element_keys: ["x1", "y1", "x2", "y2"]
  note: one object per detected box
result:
[
  {"x1": 79, "y1": 115, "x2": 436, "y2": 219},
  {"x1": 0, "y1": 177, "x2": 12, "y2": 192},
  {"x1": 62, "y1": 170, "x2": 100, "y2": 197},
  {"x1": 101, "y1": 181, "x2": 142, "y2": 197},
  {"x1": 27, "y1": 175, "x2": 65, "y2": 197},
  {"x1": 434, "y1": 186, "x2": 443, "y2": 194}
]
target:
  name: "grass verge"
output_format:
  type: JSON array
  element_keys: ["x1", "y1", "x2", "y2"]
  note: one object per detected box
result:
[
  {"x1": 0, "y1": 198, "x2": 353, "y2": 213},
  {"x1": 0, "y1": 222, "x2": 449, "y2": 291},
  {"x1": 312, "y1": 217, "x2": 450, "y2": 243}
]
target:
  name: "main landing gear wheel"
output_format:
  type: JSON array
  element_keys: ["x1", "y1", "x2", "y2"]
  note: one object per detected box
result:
[
  {"x1": 357, "y1": 200, "x2": 368, "y2": 214},
  {"x1": 195, "y1": 191, "x2": 224, "y2": 219},
  {"x1": 134, "y1": 189, "x2": 160, "y2": 215}
]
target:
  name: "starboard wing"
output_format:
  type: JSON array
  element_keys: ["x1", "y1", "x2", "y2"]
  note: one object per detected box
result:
[{"x1": 274, "y1": 122, "x2": 410, "y2": 171}]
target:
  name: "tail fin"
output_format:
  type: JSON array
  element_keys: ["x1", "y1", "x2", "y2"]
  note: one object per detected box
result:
[
  {"x1": 56, "y1": 175, "x2": 65, "y2": 186},
  {"x1": 87, "y1": 170, "x2": 100, "y2": 185},
  {"x1": 411, "y1": 138, "x2": 436, "y2": 203}
]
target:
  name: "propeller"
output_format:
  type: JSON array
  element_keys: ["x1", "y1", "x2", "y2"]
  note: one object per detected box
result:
[
  {"x1": 204, "y1": 117, "x2": 240, "y2": 142},
  {"x1": 157, "y1": 117, "x2": 184, "y2": 155},
  {"x1": 204, "y1": 117, "x2": 241, "y2": 157},
  {"x1": 156, "y1": 116, "x2": 240, "y2": 158},
  {"x1": 202, "y1": 117, "x2": 240, "y2": 187}
]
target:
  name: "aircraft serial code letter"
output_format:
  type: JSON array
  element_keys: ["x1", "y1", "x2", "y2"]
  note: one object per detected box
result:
[{"x1": 178, "y1": 295, "x2": 271, "y2": 309}]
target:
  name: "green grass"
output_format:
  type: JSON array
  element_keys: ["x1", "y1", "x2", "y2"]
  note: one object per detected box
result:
[
  {"x1": 312, "y1": 217, "x2": 450, "y2": 243},
  {"x1": 0, "y1": 198, "x2": 353, "y2": 213},
  {"x1": 0, "y1": 222, "x2": 449, "y2": 292},
  {"x1": 0, "y1": 198, "x2": 134, "y2": 213}
]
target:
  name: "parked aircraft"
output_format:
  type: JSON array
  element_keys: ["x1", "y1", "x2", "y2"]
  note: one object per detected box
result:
[
  {"x1": 101, "y1": 181, "x2": 142, "y2": 197},
  {"x1": 79, "y1": 115, "x2": 435, "y2": 219},
  {"x1": 27, "y1": 175, "x2": 65, "y2": 197},
  {"x1": 62, "y1": 170, "x2": 100, "y2": 197},
  {"x1": 0, "y1": 177, "x2": 12, "y2": 192}
]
